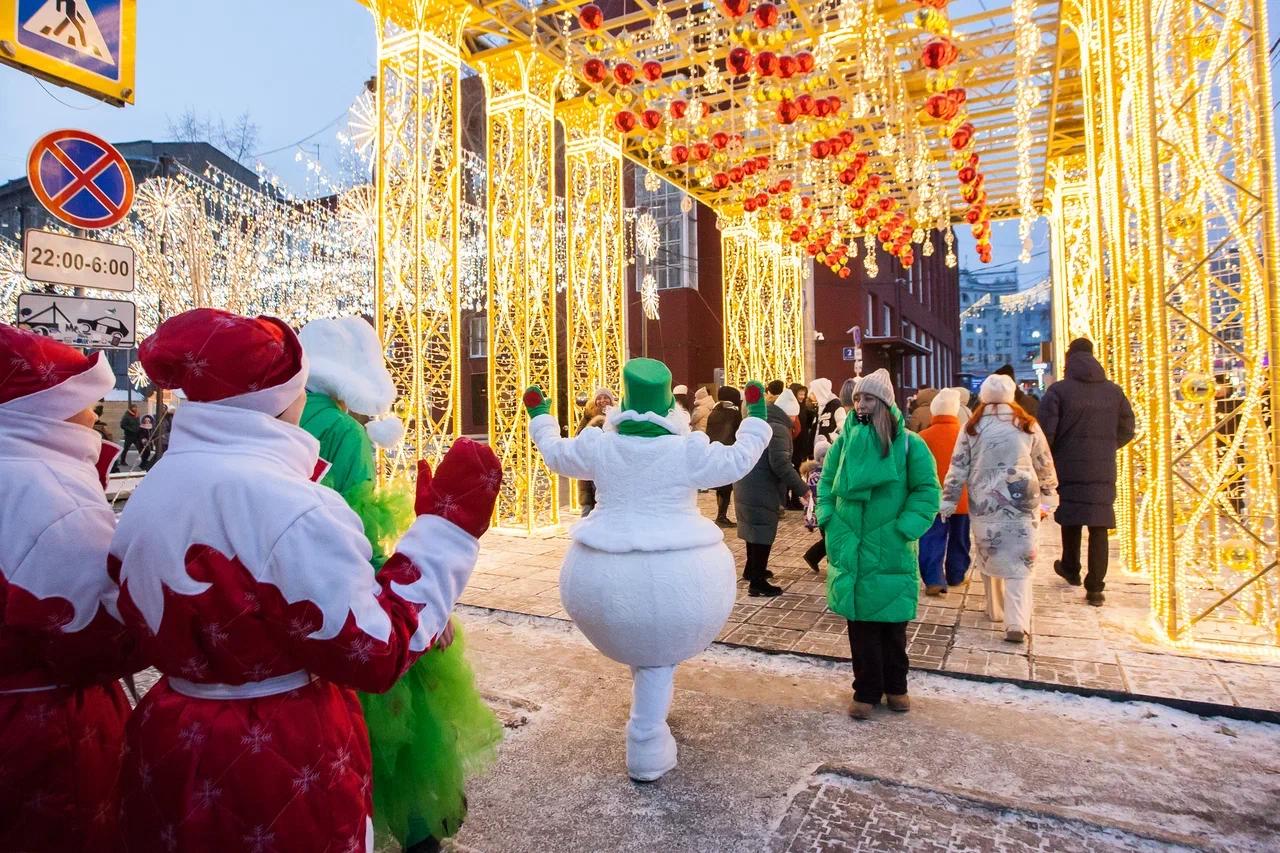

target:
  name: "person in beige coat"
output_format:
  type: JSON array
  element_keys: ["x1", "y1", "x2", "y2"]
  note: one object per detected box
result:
[{"x1": 939, "y1": 374, "x2": 1058, "y2": 643}]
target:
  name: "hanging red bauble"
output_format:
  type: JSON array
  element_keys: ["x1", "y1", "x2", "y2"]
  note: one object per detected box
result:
[
  {"x1": 921, "y1": 0, "x2": 949, "y2": 8},
  {"x1": 950, "y1": 122, "x2": 975, "y2": 150},
  {"x1": 694, "y1": 142, "x2": 712, "y2": 160},
  {"x1": 810, "y1": 139, "x2": 830, "y2": 159},
  {"x1": 712, "y1": 131, "x2": 730, "y2": 149},
  {"x1": 947, "y1": 87, "x2": 967, "y2": 106},
  {"x1": 795, "y1": 51, "x2": 815, "y2": 73},
  {"x1": 878, "y1": 227, "x2": 892, "y2": 242},
  {"x1": 838, "y1": 266, "x2": 852, "y2": 279},
  {"x1": 855, "y1": 215, "x2": 869, "y2": 229},
  {"x1": 753, "y1": 2, "x2": 779, "y2": 28},
  {"x1": 958, "y1": 165, "x2": 976, "y2": 184},
  {"x1": 720, "y1": 0, "x2": 751, "y2": 17},
  {"x1": 795, "y1": 93, "x2": 815, "y2": 115},
  {"x1": 744, "y1": 160, "x2": 758, "y2": 175},
  {"x1": 828, "y1": 137, "x2": 845, "y2": 156},
  {"x1": 878, "y1": 197, "x2": 893, "y2": 212},
  {"x1": 583, "y1": 58, "x2": 608, "y2": 84},
  {"x1": 744, "y1": 197, "x2": 758, "y2": 211},
  {"x1": 778, "y1": 178, "x2": 792, "y2": 192},
  {"x1": 839, "y1": 130, "x2": 855, "y2": 147},
  {"x1": 777, "y1": 98, "x2": 801, "y2": 124},
  {"x1": 756, "y1": 192, "x2": 769, "y2": 207},
  {"x1": 713, "y1": 172, "x2": 730, "y2": 189},
  {"x1": 755, "y1": 50, "x2": 779, "y2": 76},
  {"x1": 969, "y1": 152, "x2": 981, "y2": 168},
  {"x1": 925, "y1": 93, "x2": 959, "y2": 120},
  {"x1": 671, "y1": 144, "x2": 690, "y2": 164},
  {"x1": 814, "y1": 100, "x2": 831, "y2": 118},
  {"x1": 790, "y1": 230, "x2": 803, "y2": 242},
  {"x1": 800, "y1": 195, "x2": 812, "y2": 208},
  {"x1": 806, "y1": 243, "x2": 819, "y2": 256},
  {"x1": 670, "y1": 99, "x2": 688, "y2": 119},
  {"x1": 613, "y1": 110, "x2": 638, "y2": 134},
  {"x1": 728, "y1": 47, "x2": 753, "y2": 75},
  {"x1": 729, "y1": 166, "x2": 745, "y2": 182},
  {"x1": 778, "y1": 54, "x2": 797, "y2": 78},
  {"x1": 641, "y1": 109, "x2": 663, "y2": 131},
  {"x1": 613, "y1": 62, "x2": 636, "y2": 85},
  {"x1": 642, "y1": 60, "x2": 664, "y2": 82},
  {"x1": 578, "y1": 3, "x2": 605, "y2": 30},
  {"x1": 901, "y1": 251, "x2": 914, "y2": 268},
  {"x1": 780, "y1": 206, "x2": 793, "y2": 220},
  {"x1": 921, "y1": 37, "x2": 958, "y2": 69},
  {"x1": 867, "y1": 174, "x2": 881, "y2": 189},
  {"x1": 827, "y1": 96, "x2": 842, "y2": 114},
  {"x1": 965, "y1": 206, "x2": 981, "y2": 224}
]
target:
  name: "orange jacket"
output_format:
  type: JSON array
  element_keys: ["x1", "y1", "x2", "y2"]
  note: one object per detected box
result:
[{"x1": 920, "y1": 414, "x2": 968, "y2": 514}]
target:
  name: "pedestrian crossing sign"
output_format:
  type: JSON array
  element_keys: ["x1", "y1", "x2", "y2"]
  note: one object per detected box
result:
[{"x1": 0, "y1": 0, "x2": 135, "y2": 106}]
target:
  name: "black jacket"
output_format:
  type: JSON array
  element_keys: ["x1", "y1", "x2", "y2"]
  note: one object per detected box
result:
[
  {"x1": 733, "y1": 405, "x2": 807, "y2": 544},
  {"x1": 705, "y1": 401, "x2": 742, "y2": 447},
  {"x1": 1039, "y1": 353, "x2": 1135, "y2": 527}
]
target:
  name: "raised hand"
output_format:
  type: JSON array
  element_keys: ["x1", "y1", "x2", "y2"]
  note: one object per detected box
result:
[
  {"x1": 743, "y1": 381, "x2": 767, "y2": 420},
  {"x1": 414, "y1": 438, "x2": 503, "y2": 538},
  {"x1": 523, "y1": 385, "x2": 551, "y2": 418}
]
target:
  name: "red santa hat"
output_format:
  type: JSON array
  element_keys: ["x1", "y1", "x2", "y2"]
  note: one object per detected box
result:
[
  {"x1": 0, "y1": 323, "x2": 115, "y2": 419},
  {"x1": 140, "y1": 308, "x2": 308, "y2": 415}
]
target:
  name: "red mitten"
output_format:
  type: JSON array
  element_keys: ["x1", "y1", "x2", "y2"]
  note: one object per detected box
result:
[
  {"x1": 413, "y1": 459, "x2": 434, "y2": 516},
  {"x1": 416, "y1": 438, "x2": 503, "y2": 538}
]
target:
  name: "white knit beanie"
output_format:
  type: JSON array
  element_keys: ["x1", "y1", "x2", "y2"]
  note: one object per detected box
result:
[
  {"x1": 930, "y1": 388, "x2": 961, "y2": 418},
  {"x1": 979, "y1": 373, "x2": 1016, "y2": 405},
  {"x1": 855, "y1": 368, "x2": 895, "y2": 407}
]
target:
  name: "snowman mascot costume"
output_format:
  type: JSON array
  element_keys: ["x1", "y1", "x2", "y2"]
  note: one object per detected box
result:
[{"x1": 523, "y1": 358, "x2": 771, "y2": 781}]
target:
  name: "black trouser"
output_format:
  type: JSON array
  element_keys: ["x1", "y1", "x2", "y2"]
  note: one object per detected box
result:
[
  {"x1": 744, "y1": 542, "x2": 773, "y2": 583},
  {"x1": 119, "y1": 434, "x2": 143, "y2": 466},
  {"x1": 1060, "y1": 525, "x2": 1109, "y2": 592},
  {"x1": 715, "y1": 485, "x2": 733, "y2": 520},
  {"x1": 846, "y1": 620, "x2": 909, "y2": 704},
  {"x1": 803, "y1": 533, "x2": 826, "y2": 567}
]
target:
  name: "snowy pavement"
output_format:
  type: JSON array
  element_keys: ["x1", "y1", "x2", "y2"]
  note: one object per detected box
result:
[
  {"x1": 449, "y1": 610, "x2": 1280, "y2": 852},
  {"x1": 461, "y1": 495, "x2": 1280, "y2": 716}
]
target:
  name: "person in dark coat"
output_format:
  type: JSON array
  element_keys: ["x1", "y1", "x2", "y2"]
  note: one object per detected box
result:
[
  {"x1": 734, "y1": 398, "x2": 807, "y2": 597},
  {"x1": 1038, "y1": 338, "x2": 1135, "y2": 605},
  {"x1": 705, "y1": 386, "x2": 743, "y2": 527},
  {"x1": 995, "y1": 364, "x2": 1039, "y2": 418}
]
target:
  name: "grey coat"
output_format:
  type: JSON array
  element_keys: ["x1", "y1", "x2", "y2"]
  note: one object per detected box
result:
[
  {"x1": 734, "y1": 404, "x2": 808, "y2": 544},
  {"x1": 1038, "y1": 353, "x2": 1135, "y2": 528}
]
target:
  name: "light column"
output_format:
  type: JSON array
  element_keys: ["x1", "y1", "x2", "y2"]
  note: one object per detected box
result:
[
  {"x1": 560, "y1": 100, "x2": 627, "y2": 511},
  {"x1": 721, "y1": 219, "x2": 806, "y2": 388},
  {"x1": 368, "y1": 3, "x2": 467, "y2": 476},
  {"x1": 481, "y1": 49, "x2": 560, "y2": 532}
]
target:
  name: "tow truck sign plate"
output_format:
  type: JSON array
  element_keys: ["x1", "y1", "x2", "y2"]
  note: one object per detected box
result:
[{"x1": 17, "y1": 291, "x2": 135, "y2": 349}]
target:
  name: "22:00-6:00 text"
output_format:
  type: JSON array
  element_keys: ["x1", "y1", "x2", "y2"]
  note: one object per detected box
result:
[{"x1": 28, "y1": 247, "x2": 131, "y2": 277}]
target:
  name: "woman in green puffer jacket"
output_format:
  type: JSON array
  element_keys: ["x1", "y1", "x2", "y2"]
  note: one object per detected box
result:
[{"x1": 816, "y1": 369, "x2": 940, "y2": 721}]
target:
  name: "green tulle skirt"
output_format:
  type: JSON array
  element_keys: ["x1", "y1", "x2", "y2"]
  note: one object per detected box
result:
[{"x1": 350, "y1": 480, "x2": 503, "y2": 847}]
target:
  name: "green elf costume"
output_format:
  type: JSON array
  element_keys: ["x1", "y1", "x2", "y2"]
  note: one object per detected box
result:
[{"x1": 298, "y1": 317, "x2": 501, "y2": 853}]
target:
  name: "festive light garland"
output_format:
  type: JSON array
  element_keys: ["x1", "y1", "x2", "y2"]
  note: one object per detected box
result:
[{"x1": 1012, "y1": 0, "x2": 1041, "y2": 263}]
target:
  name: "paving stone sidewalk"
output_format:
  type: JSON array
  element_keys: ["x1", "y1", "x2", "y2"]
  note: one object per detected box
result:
[{"x1": 461, "y1": 494, "x2": 1280, "y2": 714}]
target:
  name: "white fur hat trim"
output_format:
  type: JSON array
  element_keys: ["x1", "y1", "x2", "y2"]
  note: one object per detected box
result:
[
  {"x1": 299, "y1": 317, "x2": 397, "y2": 418},
  {"x1": 365, "y1": 414, "x2": 406, "y2": 449}
]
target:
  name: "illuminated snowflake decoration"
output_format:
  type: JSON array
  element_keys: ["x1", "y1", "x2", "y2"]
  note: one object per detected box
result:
[
  {"x1": 644, "y1": 170, "x2": 662, "y2": 193},
  {"x1": 680, "y1": 195, "x2": 693, "y2": 214},
  {"x1": 133, "y1": 177, "x2": 192, "y2": 235},
  {"x1": 559, "y1": 71, "x2": 579, "y2": 100},
  {"x1": 653, "y1": 3, "x2": 673, "y2": 41},
  {"x1": 702, "y1": 64, "x2": 724, "y2": 93},
  {"x1": 128, "y1": 361, "x2": 150, "y2": 391},
  {"x1": 338, "y1": 185, "x2": 378, "y2": 244},
  {"x1": 635, "y1": 212, "x2": 661, "y2": 263},
  {"x1": 641, "y1": 273, "x2": 660, "y2": 320},
  {"x1": 851, "y1": 92, "x2": 870, "y2": 118},
  {"x1": 342, "y1": 90, "x2": 378, "y2": 160}
]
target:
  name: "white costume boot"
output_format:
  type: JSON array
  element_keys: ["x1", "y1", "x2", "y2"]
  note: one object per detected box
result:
[{"x1": 626, "y1": 665, "x2": 678, "y2": 782}]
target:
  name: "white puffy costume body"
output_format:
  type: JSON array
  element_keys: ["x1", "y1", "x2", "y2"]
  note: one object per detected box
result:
[{"x1": 528, "y1": 372, "x2": 769, "y2": 782}]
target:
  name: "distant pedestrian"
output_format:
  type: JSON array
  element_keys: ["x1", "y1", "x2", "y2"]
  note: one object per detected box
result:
[
  {"x1": 836, "y1": 378, "x2": 856, "y2": 437},
  {"x1": 577, "y1": 388, "x2": 616, "y2": 517},
  {"x1": 800, "y1": 439, "x2": 829, "y2": 573},
  {"x1": 1038, "y1": 338, "x2": 1135, "y2": 606},
  {"x1": 907, "y1": 387, "x2": 937, "y2": 432},
  {"x1": 137, "y1": 413, "x2": 155, "y2": 467},
  {"x1": 690, "y1": 385, "x2": 716, "y2": 433},
  {"x1": 706, "y1": 386, "x2": 743, "y2": 527},
  {"x1": 809, "y1": 378, "x2": 842, "y2": 447},
  {"x1": 791, "y1": 382, "x2": 816, "y2": 466},
  {"x1": 818, "y1": 369, "x2": 939, "y2": 719},
  {"x1": 917, "y1": 389, "x2": 971, "y2": 595},
  {"x1": 941, "y1": 375, "x2": 1058, "y2": 643},
  {"x1": 995, "y1": 364, "x2": 1039, "y2": 418},
  {"x1": 118, "y1": 403, "x2": 142, "y2": 468},
  {"x1": 735, "y1": 389, "x2": 807, "y2": 597}
]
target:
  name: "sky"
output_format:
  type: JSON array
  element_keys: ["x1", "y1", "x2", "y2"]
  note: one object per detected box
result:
[{"x1": 1, "y1": 0, "x2": 1276, "y2": 290}]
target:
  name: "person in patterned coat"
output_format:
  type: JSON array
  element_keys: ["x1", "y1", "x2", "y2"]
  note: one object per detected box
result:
[
  {"x1": 0, "y1": 324, "x2": 144, "y2": 852},
  {"x1": 109, "y1": 309, "x2": 502, "y2": 853}
]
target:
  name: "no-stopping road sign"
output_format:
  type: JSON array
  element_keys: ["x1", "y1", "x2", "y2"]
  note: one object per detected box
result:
[{"x1": 27, "y1": 128, "x2": 135, "y2": 229}]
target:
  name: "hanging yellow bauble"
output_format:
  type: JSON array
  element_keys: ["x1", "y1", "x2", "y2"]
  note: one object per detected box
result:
[
  {"x1": 1221, "y1": 540, "x2": 1254, "y2": 573},
  {"x1": 586, "y1": 90, "x2": 604, "y2": 106},
  {"x1": 694, "y1": 165, "x2": 709, "y2": 180},
  {"x1": 615, "y1": 89, "x2": 635, "y2": 106},
  {"x1": 585, "y1": 35, "x2": 608, "y2": 54},
  {"x1": 1180, "y1": 373, "x2": 1216, "y2": 404},
  {"x1": 817, "y1": 253, "x2": 827, "y2": 264},
  {"x1": 643, "y1": 86, "x2": 662, "y2": 103},
  {"x1": 641, "y1": 136, "x2": 660, "y2": 152}
]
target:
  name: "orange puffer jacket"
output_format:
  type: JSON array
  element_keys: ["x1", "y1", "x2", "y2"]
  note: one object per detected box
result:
[{"x1": 920, "y1": 414, "x2": 968, "y2": 514}]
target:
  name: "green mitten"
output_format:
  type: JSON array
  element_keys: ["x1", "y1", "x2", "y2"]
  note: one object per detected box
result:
[
  {"x1": 743, "y1": 381, "x2": 767, "y2": 419},
  {"x1": 523, "y1": 385, "x2": 551, "y2": 418}
]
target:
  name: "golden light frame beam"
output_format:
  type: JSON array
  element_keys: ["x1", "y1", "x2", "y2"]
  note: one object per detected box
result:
[
  {"x1": 721, "y1": 221, "x2": 805, "y2": 388},
  {"x1": 481, "y1": 48, "x2": 560, "y2": 531}
]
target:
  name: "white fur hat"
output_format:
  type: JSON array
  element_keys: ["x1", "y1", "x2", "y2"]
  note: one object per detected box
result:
[
  {"x1": 299, "y1": 316, "x2": 405, "y2": 448},
  {"x1": 776, "y1": 387, "x2": 801, "y2": 417},
  {"x1": 979, "y1": 373, "x2": 1016, "y2": 405},
  {"x1": 930, "y1": 388, "x2": 961, "y2": 418}
]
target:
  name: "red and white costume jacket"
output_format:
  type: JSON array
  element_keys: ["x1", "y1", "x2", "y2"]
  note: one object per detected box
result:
[
  {"x1": 0, "y1": 405, "x2": 142, "y2": 852},
  {"x1": 110, "y1": 402, "x2": 480, "y2": 853}
]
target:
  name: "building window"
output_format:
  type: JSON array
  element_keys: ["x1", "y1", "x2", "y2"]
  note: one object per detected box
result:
[
  {"x1": 634, "y1": 170, "x2": 698, "y2": 290},
  {"x1": 866, "y1": 294, "x2": 875, "y2": 335},
  {"x1": 468, "y1": 316, "x2": 487, "y2": 359},
  {"x1": 882, "y1": 304, "x2": 892, "y2": 337}
]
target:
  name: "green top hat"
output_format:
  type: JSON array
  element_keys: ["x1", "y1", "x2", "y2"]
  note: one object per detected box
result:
[{"x1": 621, "y1": 358, "x2": 675, "y2": 417}]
